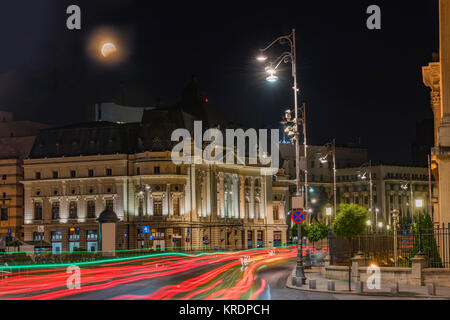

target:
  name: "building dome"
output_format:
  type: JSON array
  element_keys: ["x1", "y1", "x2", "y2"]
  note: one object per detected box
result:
[{"x1": 97, "y1": 208, "x2": 120, "y2": 223}]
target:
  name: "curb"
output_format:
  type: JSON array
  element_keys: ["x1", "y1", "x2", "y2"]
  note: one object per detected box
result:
[{"x1": 285, "y1": 274, "x2": 450, "y2": 299}]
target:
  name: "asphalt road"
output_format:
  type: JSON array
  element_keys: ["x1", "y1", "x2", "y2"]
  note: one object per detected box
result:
[{"x1": 1, "y1": 249, "x2": 443, "y2": 300}]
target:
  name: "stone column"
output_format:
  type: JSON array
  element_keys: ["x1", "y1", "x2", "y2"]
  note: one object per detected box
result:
[
  {"x1": 206, "y1": 168, "x2": 211, "y2": 217},
  {"x1": 219, "y1": 172, "x2": 225, "y2": 218},
  {"x1": 351, "y1": 252, "x2": 366, "y2": 282},
  {"x1": 411, "y1": 253, "x2": 429, "y2": 286},
  {"x1": 164, "y1": 184, "x2": 170, "y2": 216},
  {"x1": 250, "y1": 178, "x2": 255, "y2": 219},
  {"x1": 239, "y1": 176, "x2": 245, "y2": 219},
  {"x1": 233, "y1": 174, "x2": 239, "y2": 218},
  {"x1": 115, "y1": 180, "x2": 125, "y2": 220}
]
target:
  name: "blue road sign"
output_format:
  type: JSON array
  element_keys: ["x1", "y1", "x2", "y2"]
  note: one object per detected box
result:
[
  {"x1": 149, "y1": 235, "x2": 154, "y2": 241},
  {"x1": 7, "y1": 229, "x2": 11, "y2": 237},
  {"x1": 142, "y1": 225, "x2": 150, "y2": 234},
  {"x1": 402, "y1": 230, "x2": 407, "y2": 235},
  {"x1": 292, "y1": 210, "x2": 305, "y2": 224},
  {"x1": 187, "y1": 227, "x2": 190, "y2": 235}
]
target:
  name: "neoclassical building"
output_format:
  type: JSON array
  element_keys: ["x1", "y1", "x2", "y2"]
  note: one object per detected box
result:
[
  {"x1": 21, "y1": 79, "x2": 288, "y2": 252},
  {"x1": 423, "y1": 0, "x2": 450, "y2": 227}
]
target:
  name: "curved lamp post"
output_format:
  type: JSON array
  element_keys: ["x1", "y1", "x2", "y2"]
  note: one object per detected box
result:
[{"x1": 257, "y1": 28, "x2": 307, "y2": 285}]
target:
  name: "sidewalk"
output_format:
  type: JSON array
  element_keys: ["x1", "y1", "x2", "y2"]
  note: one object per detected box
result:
[{"x1": 286, "y1": 267, "x2": 450, "y2": 299}]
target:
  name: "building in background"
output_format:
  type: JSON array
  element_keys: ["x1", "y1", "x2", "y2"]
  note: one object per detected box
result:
[
  {"x1": 0, "y1": 110, "x2": 49, "y2": 243},
  {"x1": 332, "y1": 165, "x2": 437, "y2": 229},
  {"x1": 21, "y1": 79, "x2": 288, "y2": 253},
  {"x1": 92, "y1": 102, "x2": 155, "y2": 124}
]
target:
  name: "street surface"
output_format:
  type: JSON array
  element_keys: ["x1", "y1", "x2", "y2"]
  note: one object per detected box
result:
[{"x1": 0, "y1": 247, "x2": 442, "y2": 300}]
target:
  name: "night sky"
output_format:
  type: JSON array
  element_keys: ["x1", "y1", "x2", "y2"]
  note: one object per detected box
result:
[{"x1": 0, "y1": 0, "x2": 439, "y2": 165}]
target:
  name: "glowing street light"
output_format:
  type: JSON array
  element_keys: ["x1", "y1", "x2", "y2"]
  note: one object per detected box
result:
[
  {"x1": 366, "y1": 220, "x2": 372, "y2": 226},
  {"x1": 265, "y1": 66, "x2": 277, "y2": 75},
  {"x1": 415, "y1": 199, "x2": 423, "y2": 208},
  {"x1": 256, "y1": 52, "x2": 268, "y2": 62},
  {"x1": 266, "y1": 74, "x2": 279, "y2": 82}
]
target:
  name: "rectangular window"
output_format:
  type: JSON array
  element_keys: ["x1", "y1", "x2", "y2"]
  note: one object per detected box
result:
[
  {"x1": 173, "y1": 198, "x2": 180, "y2": 216},
  {"x1": 88, "y1": 169, "x2": 94, "y2": 177},
  {"x1": 0, "y1": 208, "x2": 7, "y2": 221},
  {"x1": 52, "y1": 202, "x2": 60, "y2": 220},
  {"x1": 106, "y1": 200, "x2": 114, "y2": 210},
  {"x1": 53, "y1": 171, "x2": 58, "y2": 179},
  {"x1": 69, "y1": 201, "x2": 78, "y2": 219},
  {"x1": 273, "y1": 205, "x2": 279, "y2": 220},
  {"x1": 311, "y1": 161, "x2": 315, "y2": 168},
  {"x1": 34, "y1": 202, "x2": 43, "y2": 220},
  {"x1": 153, "y1": 198, "x2": 163, "y2": 216},
  {"x1": 273, "y1": 231, "x2": 282, "y2": 247},
  {"x1": 52, "y1": 231, "x2": 62, "y2": 241},
  {"x1": 69, "y1": 228, "x2": 80, "y2": 240},
  {"x1": 70, "y1": 170, "x2": 76, "y2": 178},
  {"x1": 176, "y1": 166, "x2": 181, "y2": 175},
  {"x1": 106, "y1": 168, "x2": 112, "y2": 176},
  {"x1": 136, "y1": 167, "x2": 141, "y2": 175},
  {"x1": 1, "y1": 174, "x2": 6, "y2": 180},
  {"x1": 34, "y1": 232, "x2": 44, "y2": 241},
  {"x1": 87, "y1": 200, "x2": 96, "y2": 218},
  {"x1": 87, "y1": 230, "x2": 98, "y2": 240},
  {"x1": 35, "y1": 172, "x2": 41, "y2": 180},
  {"x1": 154, "y1": 167, "x2": 160, "y2": 175}
]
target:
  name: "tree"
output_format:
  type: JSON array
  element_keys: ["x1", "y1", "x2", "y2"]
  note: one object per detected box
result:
[
  {"x1": 308, "y1": 222, "x2": 329, "y2": 244},
  {"x1": 331, "y1": 203, "x2": 369, "y2": 240},
  {"x1": 409, "y1": 213, "x2": 443, "y2": 267},
  {"x1": 290, "y1": 223, "x2": 309, "y2": 239}
]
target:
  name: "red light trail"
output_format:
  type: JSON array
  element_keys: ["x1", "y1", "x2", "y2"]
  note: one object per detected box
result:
[{"x1": 0, "y1": 246, "x2": 326, "y2": 300}]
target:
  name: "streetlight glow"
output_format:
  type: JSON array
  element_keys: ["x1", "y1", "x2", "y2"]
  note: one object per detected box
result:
[
  {"x1": 265, "y1": 67, "x2": 276, "y2": 75},
  {"x1": 415, "y1": 199, "x2": 423, "y2": 208},
  {"x1": 366, "y1": 220, "x2": 372, "y2": 226},
  {"x1": 257, "y1": 55, "x2": 268, "y2": 62},
  {"x1": 326, "y1": 207, "x2": 332, "y2": 216},
  {"x1": 266, "y1": 75, "x2": 278, "y2": 82}
]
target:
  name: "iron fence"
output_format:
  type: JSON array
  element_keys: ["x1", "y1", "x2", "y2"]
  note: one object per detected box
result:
[{"x1": 329, "y1": 226, "x2": 450, "y2": 268}]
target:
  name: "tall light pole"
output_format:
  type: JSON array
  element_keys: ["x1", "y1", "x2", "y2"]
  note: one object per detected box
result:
[
  {"x1": 257, "y1": 28, "x2": 306, "y2": 284},
  {"x1": 357, "y1": 161, "x2": 374, "y2": 232},
  {"x1": 318, "y1": 139, "x2": 337, "y2": 220}
]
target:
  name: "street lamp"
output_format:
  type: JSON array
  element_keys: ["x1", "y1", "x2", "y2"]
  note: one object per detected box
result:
[
  {"x1": 317, "y1": 139, "x2": 337, "y2": 220},
  {"x1": 326, "y1": 206, "x2": 332, "y2": 226},
  {"x1": 401, "y1": 182, "x2": 415, "y2": 226},
  {"x1": 258, "y1": 28, "x2": 307, "y2": 285},
  {"x1": 357, "y1": 161, "x2": 374, "y2": 232}
]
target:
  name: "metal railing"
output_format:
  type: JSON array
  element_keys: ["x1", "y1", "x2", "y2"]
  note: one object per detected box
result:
[{"x1": 329, "y1": 226, "x2": 450, "y2": 268}]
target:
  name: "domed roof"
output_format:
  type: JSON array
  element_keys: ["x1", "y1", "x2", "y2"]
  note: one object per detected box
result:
[{"x1": 97, "y1": 208, "x2": 120, "y2": 223}]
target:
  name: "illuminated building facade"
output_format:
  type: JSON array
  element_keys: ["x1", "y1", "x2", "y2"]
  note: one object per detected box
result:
[
  {"x1": 21, "y1": 79, "x2": 288, "y2": 252},
  {"x1": 423, "y1": 0, "x2": 450, "y2": 227}
]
